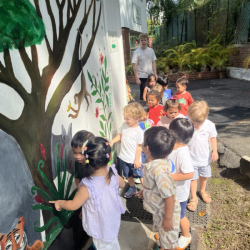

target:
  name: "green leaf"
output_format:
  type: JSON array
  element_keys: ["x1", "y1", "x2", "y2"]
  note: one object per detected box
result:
[
  {"x1": 105, "y1": 86, "x2": 109, "y2": 92},
  {"x1": 104, "y1": 56, "x2": 107, "y2": 72},
  {"x1": 100, "y1": 120, "x2": 104, "y2": 130},
  {"x1": 61, "y1": 147, "x2": 68, "y2": 199},
  {"x1": 106, "y1": 95, "x2": 109, "y2": 107},
  {"x1": 102, "y1": 68, "x2": 105, "y2": 79},
  {"x1": 101, "y1": 77, "x2": 104, "y2": 89},
  {"x1": 99, "y1": 83, "x2": 102, "y2": 94},
  {"x1": 108, "y1": 112, "x2": 112, "y2": 121},
  {"x1": 31, "y1": 204, "x2": 54, "y2": 213},
  {"x1": 104, "y1": 124, "x2": 107, "y2": 135},
  {"x1": 105, "y1": 76, "x2": 109, "y2": 83},
  {"x1": 100, "y1": 114, "x2": 106, "y2": 121},
  {"x1": 99, "y1": 131, "x2": 105, "y2": 137},
  {"x1": 91, "y1": 90, "x2": 97, "y2": 96},
  {"x1": 95, "y1": 98, "x2": 102, "y2": 103},
  {"x1": 46, "y1": 223, "x2": 63, "y2": 241},
  {"x1": 110, "y1": 123, "x2": 112, "y2": 132},
  {"x1": 33, "y1": 217, "x2": 60, "y2": 232},
  {"x1": 94, "y1": 77, "x2": 97, "y2": 87},
  {"x1": 91, "y1": 84, "x2": 94, "y2": 89},
  {"x1": 56, "y1": 143, "x2": 61, "y2": 197},
  {"x1": 65, "y1": 174, "x2": 74, "y2": 200},
  {"x1": 31, "y1": 186, "x2": 53, "y2": 201},
  {"x1": 87, "y1": 70, "x2": 93, "y2": 83}
]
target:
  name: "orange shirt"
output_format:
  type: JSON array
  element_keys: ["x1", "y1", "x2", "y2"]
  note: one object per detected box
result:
[{"x1": 174, "y1": 91, "x2": 194, "y2": 116}]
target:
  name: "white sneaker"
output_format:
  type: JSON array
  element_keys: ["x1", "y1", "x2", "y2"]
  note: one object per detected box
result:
[
  {"x1": 177, "y1": 234, "x2": 192, "y2": 250},
  {"x1": 134, "y1": 178, "x2": 141, "y2": 184}
]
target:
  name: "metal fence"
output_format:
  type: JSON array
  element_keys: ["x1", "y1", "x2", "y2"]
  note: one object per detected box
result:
[{"x1": 154, "y1": 0, "x2": 250, "y2": 46}]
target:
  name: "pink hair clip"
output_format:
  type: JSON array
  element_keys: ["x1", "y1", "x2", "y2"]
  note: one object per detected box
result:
[
  {"x1": 106, "y1": 153, "x2": 109, "y2": 158},
  {"x1": 82, "y1": 140, "x2": 88, "y2": 154},
  {"x1": 85, "y1": 154, "x2": 89, "y2": 159},
  {"x1": 170, "y1": 96, "x2": 177, "y2": 100}
]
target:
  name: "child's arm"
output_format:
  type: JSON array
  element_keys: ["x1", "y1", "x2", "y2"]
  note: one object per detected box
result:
[
  {"x1": 134, "y1": 144, "x2": 142, "y2": 169},
  {"x1": 162, "y1": 195, "x2": 175, "y2": 231},
  {"x1": 142, "y1": 87, "x2": 148, "y2": 101},
  {"x1": 210, "y1": 137, "x2": 218, "y2": 162},
  {"x1": 50, "y1": 184, "x2": 89, "y2": 211},
  {"x1": 110, "y1": 133, "x2": 122, "y2": 147},
  {"x1": 171, "y1": 172, "x2": 194, "y2": 181},
  {"x1": 118, "y1": 176, "x2": 125, "y2": 188}
]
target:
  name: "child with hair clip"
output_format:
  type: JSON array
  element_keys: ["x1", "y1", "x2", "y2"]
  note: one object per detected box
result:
[
  {"x1": 152, "y1": 84, "x2": 164, "y2": 104},
  {"x1": 168, "y1": 118, "x2": 194, "y2": 250},
  {"x1": 147, "y1": 89, "x2": 165, "y2": 124},
  {"x1": 110, "y1": 102, "x2": 145, "y2": 198},
  {"x1": 156, "y1": 75, "x2": 173, "y2": 104},
  {"x1": 157, "y1": 96, "x2": 186, "y2": 129},
  {"x1": 50, "y1": 137, "x2": 126, "y2": 250},
  {"x1": 187, "y1": 101, "x2": 218, "y2": 212},
  {"x1": 174, "y1": 77, "x2": 193, "y2": 116},
  {"x1": 138, "y1": 126, "x2": 180, "y2": 250},
  {"x1": 142, "y1": 74, "x2": 156, "y2": 101}
]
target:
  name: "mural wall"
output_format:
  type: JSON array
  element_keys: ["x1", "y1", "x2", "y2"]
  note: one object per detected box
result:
[{"x1": 0, "y1": 0, "x2": 127, "y2": 249}]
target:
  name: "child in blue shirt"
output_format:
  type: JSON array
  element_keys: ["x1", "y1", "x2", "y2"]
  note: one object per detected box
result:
[{"x1": 157, "y1": 75, "x2": 173, "y2": 104}]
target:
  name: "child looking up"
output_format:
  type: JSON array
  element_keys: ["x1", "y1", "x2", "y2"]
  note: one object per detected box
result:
[
  {"x1": 174, "y1": 77, "x2": 193, "y2": 116},
  {"x1": 187, "y1": 101, "x2": 218, "y2": 211},
  {"x1": 148, "y1": 90, "x2": 165, "y2": 124},
  {"x1": 143, "y1": 74, "x2": 156, "y2": 101},
  {"x1": 168, "y1": 118, "x2": 194, "y2": 250},
  {"x1": 71, "y1": 130, "x2": 95, "y2": 189},
  {"x1": 156, "y1": 75, "x2": 173, "y2": 104},
  {"x1": 50, "y1": 137, "x2": 126, "y2": 249},
  {"x1": 142, "y1": 126, "x2": 180, "y2": 250},
  {"x1": 110, "y1": 102, "x2": 144, "y2": 198},
  {"x1": 157, "y1": 97, "x2": 186, "y2": 129}
]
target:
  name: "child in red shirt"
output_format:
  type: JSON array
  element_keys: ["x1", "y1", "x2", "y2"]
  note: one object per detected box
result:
[
  {"x1": 174, "y1": 77, "x2": 193, "y2": 116},
  {"x1": 147, "y1": 90, "x2": 165, "y2": 124}
]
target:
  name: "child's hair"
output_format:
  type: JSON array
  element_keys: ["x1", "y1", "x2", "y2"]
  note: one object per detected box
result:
[
  {"x1": 169, "y1": 118, "x2": 194, "y2": 144},
  {"x1": 123, "y1": 102, "x2": 145, "y2": 120},
  {"x1": 147, "y1": 73, "x2": 156, "y2": 87},
  {"x1": 187, "y1": 101, "x2": 209, "y2": 124},
  {"x1": 176, "y1": 77, "x2": 189, "y2": 86},
  {"x1": 139, "y1": 33, "x2": 148, "y2": 40},
  {"x1": 144, "y1": 127, "x2": 176, "y2": 159},
  {"x1": 151, "y1": 85, "x2": 163, "y2": 98},
  {"x1": 71, "y1": 130, "x2": 95, "y2": 148},
  {"x1": 83, "y1": 137, "x2": 111, "y2": 179},
  {"x1": 156, "y1": 75, "x2": 169, "y2": 86},
  {"x1": 163, "y1": 97, "x2": 181, "y2": 112},
  {"x1": 137, "y1": 100, "x2": 149, "y2": 113}
]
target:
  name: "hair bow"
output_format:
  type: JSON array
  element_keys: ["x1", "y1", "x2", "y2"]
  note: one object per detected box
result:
[
  {"x1": 170, "y1": 96, "x2": 177, "y2": 100},
  {"x1": 82, "y1": 140, "x2": 88, "y2": 154}
]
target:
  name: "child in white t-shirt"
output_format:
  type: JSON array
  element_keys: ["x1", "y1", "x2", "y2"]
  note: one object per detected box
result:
[
  {"x1": 187, "y1": 101, "x2": 218, "y2": 211},
  {"x1": 168, "y1": 118, "x2": 194, "y2": 250},
  {"x1": 111, "y1": 103, "x2": 144, "y2": 198}
]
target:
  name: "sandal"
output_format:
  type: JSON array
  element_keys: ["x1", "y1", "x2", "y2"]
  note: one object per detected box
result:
[
  {"x1": 199, "y1": 191, "x2": 211, "y2": 203},
  {"x1": 187, "y1": 198, "x2": 198, "y2": 212}
]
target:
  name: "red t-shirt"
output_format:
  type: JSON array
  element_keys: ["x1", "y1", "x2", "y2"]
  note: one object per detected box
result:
[
  {"x1": 174, "y1": 91, "x2": 194, "y2": 116},
  {"x1": 149, "y1": 105, "x2": 165, "y2": 124}
]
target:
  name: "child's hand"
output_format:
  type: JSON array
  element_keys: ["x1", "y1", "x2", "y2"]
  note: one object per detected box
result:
[
  {"x1": 135, "y1": 190, "x2": 143, "y2": 199},
  {"x1": 134, "y1": 160, "x2": 142, "y2": 169},
  {"x1": 49, "y1": 200, "x2": 62, "y2": 211},
  {"x1": 162, "y1": 218, "x2": 173, "y2": 232},
  {"x1": 212, "y1": 151, "x2": 218, "y2": 162},
  {"x1": 136, "y1": 79, "x2": 141, "y2": 85}
]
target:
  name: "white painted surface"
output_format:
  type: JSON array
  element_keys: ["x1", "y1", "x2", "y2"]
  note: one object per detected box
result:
[{"x1": 227, "y1": 67, "x2": 250, "y2": 82}]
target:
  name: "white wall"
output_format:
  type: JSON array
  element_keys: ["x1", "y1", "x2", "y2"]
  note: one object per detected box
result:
[{"x1": 119, "y1": 0, "x2": 147, "y2": 33}]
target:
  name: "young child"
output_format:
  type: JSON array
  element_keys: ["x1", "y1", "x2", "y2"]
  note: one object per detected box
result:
[
  {"x1": 143, "y1": 74, "x2": 156, "y2": 101},
  {"x1": 71, "y1": 130, "x2": 95, "y2": 189},
  {"x1": 187, "y1": 101, "x2": 218, "y2": 211},
  {"x1": 168, "y1": 118, "x2": 194, "y2": 249},
  {"x1": 174, "y1": 77, "x2": 193, "y2": 116},
  {"x1": 110, "y1": 102, "x2": 144, "y2": 198},
  {"x1": 156, "y1": 75, "x2": 173, "y2": 104},
  {"x1": 50, "y1": 137, "x2": 126, "y2": 249},
  {"x1": 137, "y1": 100, "x2": 155, "y2": 130},
  {"x1": 141, "y1": 126, "x2": 180, "y2": 250},
  {"x1": 148, "y1": 90, "x2": 165, "y2": 124},
  {"x1": 157, "y1": 97, "x2": 186, "y2": 129},
  {"x1": 152, "y1": 84, "x2": 164, "y2": 104}
]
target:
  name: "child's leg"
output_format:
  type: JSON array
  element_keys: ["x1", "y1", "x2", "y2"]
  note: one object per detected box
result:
[
  {"x1": 198, "y1": 165, "x2": 212, "y2": 203},
  {"x1": 128, "y1": 176, "x2": 135, "y2": 186},
  {"x1": 180, "y1": 216, "x2": 190, "y2": 238},
  {"x1": 187, "y1": 167, "x2": 199, "y2": 211}
]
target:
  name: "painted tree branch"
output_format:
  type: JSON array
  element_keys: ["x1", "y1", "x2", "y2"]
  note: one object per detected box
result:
[{"x1": 0, "y1": 113, "x2": 17, "y2": 137}]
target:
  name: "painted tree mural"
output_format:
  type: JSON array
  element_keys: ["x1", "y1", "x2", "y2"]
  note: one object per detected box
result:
[{"x1": 0, "y1": 0, "x2": 101, "y2": 228}]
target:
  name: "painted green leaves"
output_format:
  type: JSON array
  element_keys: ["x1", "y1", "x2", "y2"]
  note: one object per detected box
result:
[{"x1": 88, "y1": 54, "x2": 112, "y2": 139}]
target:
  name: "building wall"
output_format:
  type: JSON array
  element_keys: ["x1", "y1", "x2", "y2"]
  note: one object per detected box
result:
[{"x1": 229, "y1": 44, "x2": 250, "y2": 68}]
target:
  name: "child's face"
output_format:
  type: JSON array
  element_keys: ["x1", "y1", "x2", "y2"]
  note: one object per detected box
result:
[
  {"x1": 147, "y1": 95, "x2": 159, "y2": 108},
  {"x1": 72, "y1": 146, "x2": 85, "y2": 164},
  {"x1": 140, "y1": 38, "x2": 148, "y2": 48},
  {"x1": 166, "y1": 107, "x2": 179, "y2": 120},
  {"x1": 148, "y1": 79, "x2": 156, "y2": 88},
  {"x1": 141, "y1": 111, "x2": 149, "y2": 121},
  {"x1": 124, "y1": 115, "x2": 138, "y2": 127},
  {"x1": 176, "y1": 83, "x2": 186, "y2": 94}
]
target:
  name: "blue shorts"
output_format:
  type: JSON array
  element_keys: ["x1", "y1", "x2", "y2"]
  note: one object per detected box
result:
[
  {"x1": 118, "y1": 157, "x2": 143, "y2": 178},
  {"x1": 192, "y1": 165, "x2": 211, "y2": 180},
  {"x1": 180, "y1": 200, "x2": 188, "y2": 219},
  {"x1": 141, "y1": 152, "x2": 147, "y2": 164}
]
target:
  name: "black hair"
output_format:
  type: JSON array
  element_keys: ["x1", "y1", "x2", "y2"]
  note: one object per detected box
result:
[
  {"x1": 71, "y1": 130, "x2": 95, "y2": 148},
  {"x1": 156, "y1": 75, "x2": 169, "y2": 86},
  {"x1": 147, "y1": 89, "x2": 161, "y2": 101},
  {"x1": 163, "y1": 97, "x2": 181, "y2": 112},
  {"x1": 137, "y1": 100, "x2": 149, "y2": 113},
  {"x1": 144, "y1": 127, "x2": 175, "y2": 159},
  {"x1": 147, "y1": 73, "x2": 156, "y2": 85},
  {"x1": 83, "y1": 137, "x2": 112, "y2": 179},
  {"x1": 169, "y1": 118, "x2": 194, "y2": 144}
]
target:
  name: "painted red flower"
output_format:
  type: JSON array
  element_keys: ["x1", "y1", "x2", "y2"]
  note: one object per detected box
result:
[
  {"x1": 95, "y1": 107, "x2": 99, "y2": 118},
  {"x1": 35, "y1": 195, "x2": 43, "y2": 204},
  {"x1": 60, "y1": 144, "x2": 64, "y2": 161},
  {"x1": 39, "y1": 143, "x2": 46, "y2": 160},
  {"x1": 68, "y1": 159, "x2": 72, "y2": 171},
  {"x1": 99, "y1": 53, "x2": 104, "y2": 65}
]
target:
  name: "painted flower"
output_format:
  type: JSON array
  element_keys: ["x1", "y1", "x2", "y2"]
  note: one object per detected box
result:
[
  {"x1": 60, "y1": 144, "x2": 64, "y2": 161},
  {"x1": 99, "y1": 53, "x2": 104, "y2": 65},
  {"x1": 39, "y1": 143, "x2": 46, "y2": 160},
  {"x1": 95, "y1": 107, "x2": 99, "y2": 118},
  {"x1": 35, "y1": 195, "x2": 43, "y2": 204},
  {"x1": 68, "y1": 159, "x2": 72, "y2": 171},
  {"x1": 67, "y1": 101, "x2": 71, "y2": 112}
]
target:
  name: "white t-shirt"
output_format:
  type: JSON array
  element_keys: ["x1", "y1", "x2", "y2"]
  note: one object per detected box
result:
[
  {"x1": 188, "y1": 119, "x2": 217, "y2": 167},
  {"x1": 167, "y1": 146, "x2": 194, "y2": 202},
  {"x1": 118, "y1": 122, "x2": 144, "y2": 163},
  {"x1": 131, "y1": 47, "x2": 157, "y2": 78}
]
